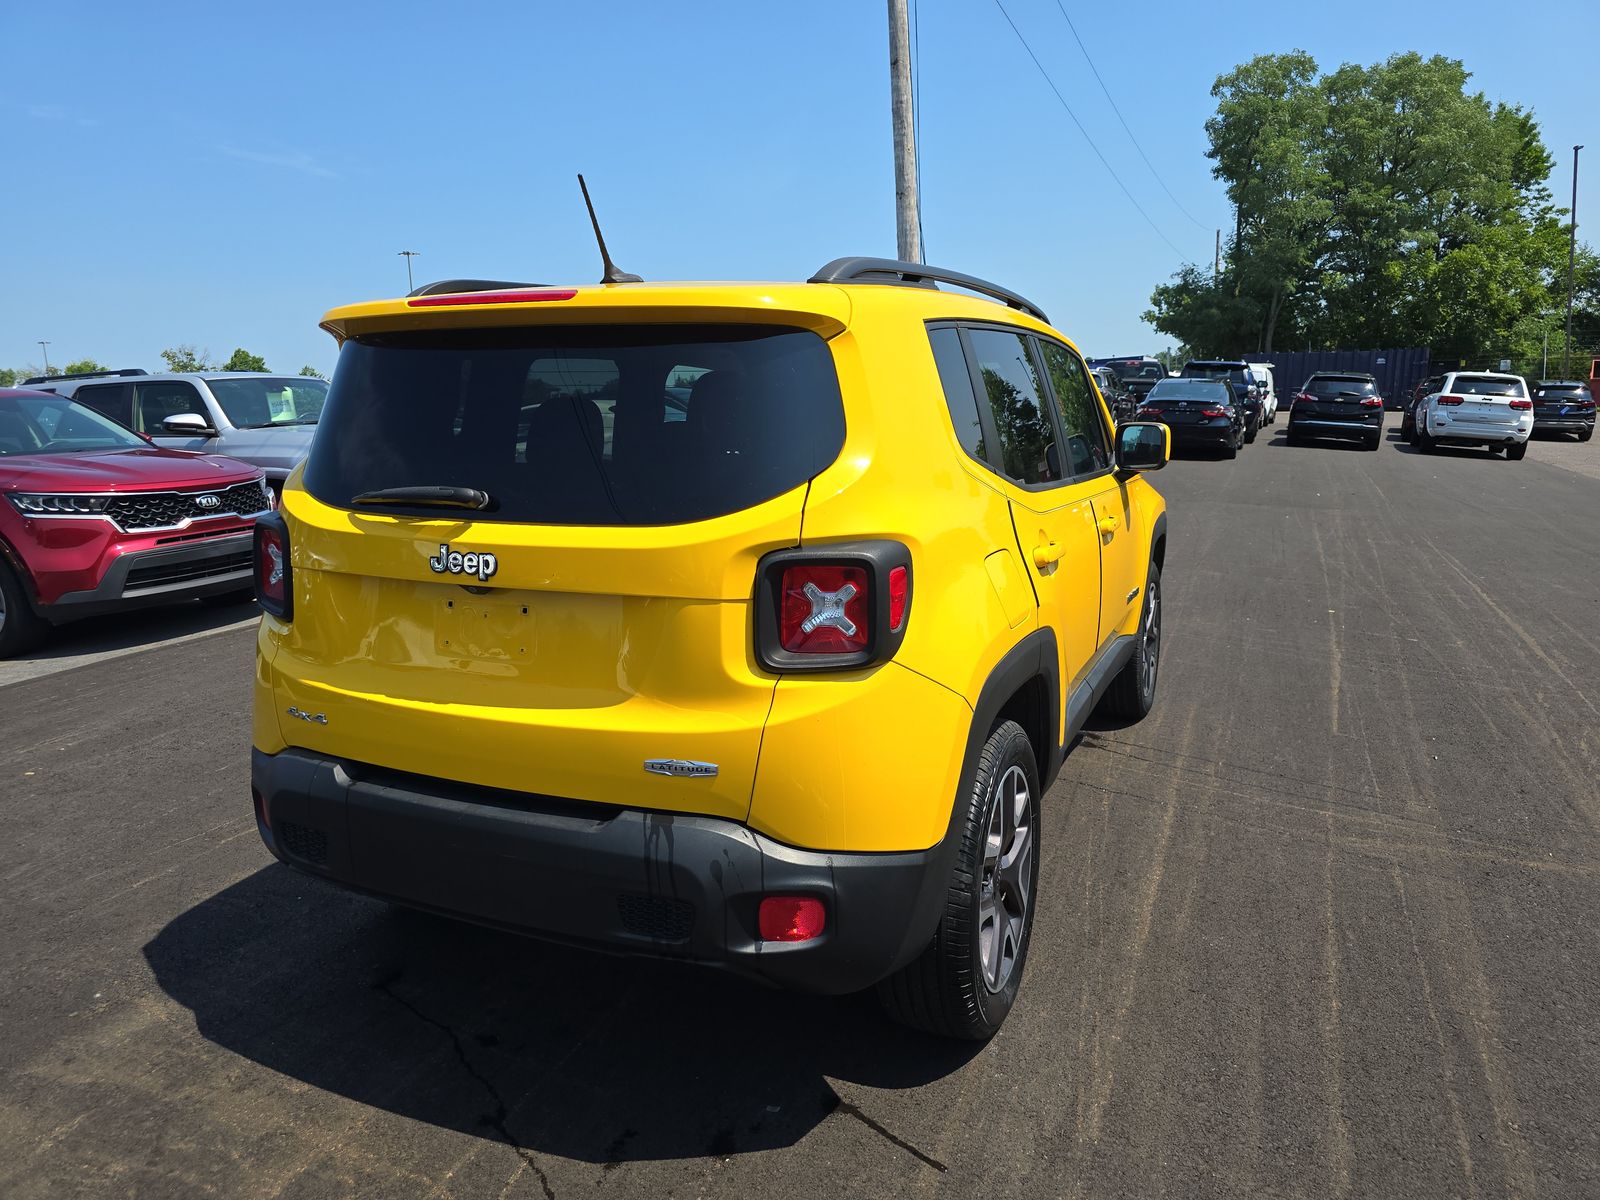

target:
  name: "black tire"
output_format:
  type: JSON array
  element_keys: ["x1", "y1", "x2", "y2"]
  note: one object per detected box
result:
[
  {"x1": 0, "y1": 558, "x2": 48, "y2": 659},
  {"x1": 1579, "y1": 427, "x2": 1592, "y2": 443},
  {"x1": 1505, "y1": 440, "x2": 1527, "y2": 461},
  {"x1": 1365, "y1": 433, "x2": 1381, "y2": 451},
  {"x1": 1246, "y1": 417, "x2": 1259, "y2": 444},
  {"x1": 1418, "y1": 426, "x2": 1435, "y2": 452},
  {"x1": 200, "y1": 586, "x2": 258, "y2": 607},
  {"x1": 1098, "y1": 562, "x2": 1162, "y2": 722},
  {"x1": 878, "y1": 720, "x2": 1040, "y2": 1041},
  {"x1": 1222, "y1": 439, "x2": 1238, "y2": 459},
  {"x1": 1286, "y1": 427, "x2": 1304, "y2": 446}
]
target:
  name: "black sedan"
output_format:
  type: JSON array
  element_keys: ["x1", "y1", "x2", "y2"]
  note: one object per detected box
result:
[
  {"x1": 1286, "y1": 372, "x2": 1384, "y2": 450},
  {"x1": 1135, "y1": 378, "x2": 1246, "y2": 458},
  {"x1": 1531, "y1": 380, "x2": 1595, "y2": 441}
]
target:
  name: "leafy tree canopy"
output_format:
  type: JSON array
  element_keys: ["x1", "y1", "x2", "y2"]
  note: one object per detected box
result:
[
  {"x1": 223, "y1": 348, "x2": 268, "y2": 372},
  {"x1": 160, "y1": 345, "x2": 214, "y2": 373},
  {"x1": 1147, "y1": 51, "x2": 1586, "y2": 362}
]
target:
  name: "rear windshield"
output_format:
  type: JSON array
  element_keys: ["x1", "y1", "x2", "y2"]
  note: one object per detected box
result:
[
  {"x1": 304, "y1": 324, "x2": 845, "y2": 526},
  {"x1": 206, "y1": 377, "x2": 329, "y2": 428},
  {"x1": 1147, "y1": 379, "x2": 1228, "y2": 401},
  {"x1": 1453, "y1": 376, "x2": 1526, "y2": 398},
  {"x1": 1535, "y1": 384, "x2": 1590, "y2": 399},
  {"x1": 1306, "y1": 377, "x2": 1378, "y2": 397}
]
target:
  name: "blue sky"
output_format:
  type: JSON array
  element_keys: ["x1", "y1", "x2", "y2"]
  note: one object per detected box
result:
[{"x1": 3, "y1": 0, "x2": 1593, "y2": 377}]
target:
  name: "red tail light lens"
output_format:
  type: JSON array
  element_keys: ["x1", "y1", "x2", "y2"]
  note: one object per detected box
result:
[
  {"x1": 253, "y1": 517, "x2": 292, "y2": 620},
  {"x1": 1200, "y1": 407, "x2": 1228, "y2": 418},
  {"x1": 1438, "y1": 395, "x2": 1465, "y2": 406},
  {"x1": 779, "y1": 565, "x2": 869, "y2": 654},
  {"x1": 1360, "y1": 397, "x2": 1383, "y2": 408},
  {"x1": 759, "y1": 896, "x2": 826, "y2": 943},
  {"x1": 1137, "y1": 406, "x2": 1161, "y2": 418},
  {"x1": 1295, "y1": 391, "x2": 1315, "y2": 403},
  {"x1": 1509, "y1": 399, "x2": 1533, "y2": 410},
  {"x1": 888, "y1": 565, "x2": 908, "y2": 632}
]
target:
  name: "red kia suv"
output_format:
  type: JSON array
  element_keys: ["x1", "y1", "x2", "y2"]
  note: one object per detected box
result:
[{"x1": 0, "y1": 387, "x2": 272, "y2": 657}]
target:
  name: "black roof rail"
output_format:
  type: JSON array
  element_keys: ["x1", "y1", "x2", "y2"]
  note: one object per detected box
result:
[
  {"x1": 21, "y1": 367, "x2": 148, "y2": 386},
  {"x1": 407, "y1": 279, "x2": 547, "y2": 298},
  {"x1": 809, "y1": 257, "x2": 1049, "y2": 325}
]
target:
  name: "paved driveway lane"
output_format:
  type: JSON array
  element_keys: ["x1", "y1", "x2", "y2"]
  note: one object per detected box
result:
[{"x1": 2, "y1": 421, "x2": 1598, "y2": 1198}]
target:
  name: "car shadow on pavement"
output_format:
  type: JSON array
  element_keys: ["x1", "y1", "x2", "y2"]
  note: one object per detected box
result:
[
  {"x1": 143, "y1": 865, "x2": 980, "y2": 1165},
  {"x1": 11, "y1": 597, "x2": 258, "y2": 664}
]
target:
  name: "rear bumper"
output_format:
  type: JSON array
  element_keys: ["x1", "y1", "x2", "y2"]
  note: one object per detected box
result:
[
  {"x1": 1426, "y1": 413, "x2": 1530, "y2": 444},
  {"x1": 250, "y1": 747, "x2": 955, "y2": 995},
  {"x1": 1289, "y1": 416, "x2": 1381, "y2": 440},
  {"x1": 1533, "y1": 415, "x2": 1594, "y2": 432},
  {"x1": 1168, "y1": 425, "x2": 1235, "y2": 445}
]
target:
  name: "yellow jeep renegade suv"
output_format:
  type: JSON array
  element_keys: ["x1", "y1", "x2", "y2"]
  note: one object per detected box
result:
[{"x1": 250, "y1": 257, "x2": 1170, "y2": 1039}]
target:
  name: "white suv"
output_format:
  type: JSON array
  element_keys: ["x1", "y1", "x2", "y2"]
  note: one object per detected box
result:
[{"x1": 1410, "y1": 371, "x2": 1533, "y2": 459}]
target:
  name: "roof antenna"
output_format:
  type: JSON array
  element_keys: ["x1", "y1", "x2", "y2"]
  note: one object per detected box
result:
[{"x1": 578, "y1": 174, "x2": 642, "y2": 284}]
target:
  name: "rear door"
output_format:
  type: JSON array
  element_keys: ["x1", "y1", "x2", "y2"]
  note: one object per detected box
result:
[
  {"x1": 71, "y1": 382, "x2": 134, "y2": 429},
  {"x1": 270, "y1": 322, "x2": 847, "y2": 822}
]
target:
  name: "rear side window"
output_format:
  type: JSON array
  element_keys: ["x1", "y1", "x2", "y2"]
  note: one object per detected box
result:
[
  {"x1": 965, "y1": 328, "x2": 1062, "y2": 486},
  {"x1": 72, "y1": 382, "x2": 132, "y2": 427},
  {"x1": 304, "y1": 324, "x2": 845, "y2": 526},
  {"x1": 928, "y1": 327, "x2": 987, "y2": 462},
  {"x1": 1038, "y1": 341, "x2": 1111, "y2": 476}
]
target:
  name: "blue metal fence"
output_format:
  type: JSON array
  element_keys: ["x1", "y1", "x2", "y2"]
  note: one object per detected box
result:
[{"x1": 1247, "y1": 348, "x2": 1432, "y2": 409}]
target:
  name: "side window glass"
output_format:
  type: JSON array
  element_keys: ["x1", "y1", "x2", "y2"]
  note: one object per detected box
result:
[
  {"x1": 1039, "y1": 341, "x2": 1112, "y2": 477},
  {"x1": 965, "y1": 328, "x2": 1061, "y2": 485},
  {"x1": 73, "y1": 384, "x2": 132, "y2": 428},
  {"x1": 927, "y1": 327, "x2": 987, "y2": 463},
  {"x1": 135, "y1": 382, "x2": 206, "y2": 433}
]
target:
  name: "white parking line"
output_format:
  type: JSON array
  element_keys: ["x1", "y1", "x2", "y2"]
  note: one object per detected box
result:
[{"x1": 0, "y1": 612, "x2": 259, "y2": 688}]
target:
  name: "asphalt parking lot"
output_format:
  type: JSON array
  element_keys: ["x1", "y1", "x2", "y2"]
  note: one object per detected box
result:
[{"x1": 3, "y1": 416, "x2": 1597, "y2": 1199}]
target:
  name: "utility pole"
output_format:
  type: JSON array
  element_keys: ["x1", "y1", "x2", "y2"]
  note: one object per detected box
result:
[
  {"x1": 398, "y1": 249, "x2": 420, "y2": 293},
  {"x1": 1563, "y1": 145, "x2": 1582, "y2": 379},
  {"x1": 36, "y1": 341, "x2": 51, "y2": 375},
  {"x1": 1214, "y1": 229, "x2": 1221, "y2": 277},
  {"x1": 888, "y1": 0, "x2": 922, "y2": 263}
]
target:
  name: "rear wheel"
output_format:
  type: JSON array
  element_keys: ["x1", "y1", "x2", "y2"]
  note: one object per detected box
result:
[
  {"x1": 0, "y1": 559, "x2": 48, "y2": 659},
  {"x1": 1580, "y1": 427, "x2": 1593, "y2": 443},
  {"x1": 1505, "y1": 440, "x2": 1528, "y2": 461},
  {"x1": 1365, "y1": 432, "x2": 1381, "y2": 451},
  {"x1": 878, "y1": 720, "x2": 1040, "y2": 1041},
  {"x1": 1418, "y1": 426, "x2": 1435, "y2": 452},
  {"x1": 1222, "y1": 439, "x2": 1238, "y2": 459}
]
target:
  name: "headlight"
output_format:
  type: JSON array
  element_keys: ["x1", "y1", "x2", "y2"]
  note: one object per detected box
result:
[{"x1": 8, "y1": 493, "x2": 114, "y2": 516}]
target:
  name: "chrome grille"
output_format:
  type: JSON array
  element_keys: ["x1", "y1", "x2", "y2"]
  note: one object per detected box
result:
[{"x1": 104, "y1": 479, "x2": 271, "y2": 531}]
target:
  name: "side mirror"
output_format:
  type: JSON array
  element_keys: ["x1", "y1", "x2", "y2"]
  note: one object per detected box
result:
[
  {"x1": 1116, "y1": 421, "x2": 1169, "y2": 472},
  {"x1": 161, "y1": 412, "x2": 215, "y2": 435}
]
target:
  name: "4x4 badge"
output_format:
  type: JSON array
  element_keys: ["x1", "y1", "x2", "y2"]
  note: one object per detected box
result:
[
  {"x1": 643, "y1": 759, "x2": 719, "y2": 779},
  {"x1": 428, "y1": 543, "x2": 498, "y2": 582}
]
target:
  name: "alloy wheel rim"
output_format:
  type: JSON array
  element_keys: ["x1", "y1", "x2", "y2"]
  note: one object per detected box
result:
[
  {"x1": 1141, "y1": 580, "x2": 1161, "y2": 697},
  {"x1": 979, "y1": 764, "x2": 1033, "y2": 993}
]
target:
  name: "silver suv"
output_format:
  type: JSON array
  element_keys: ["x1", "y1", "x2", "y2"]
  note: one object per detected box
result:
[{"x1": 33, "y1": 370, "x2": 328, "y2": 490}]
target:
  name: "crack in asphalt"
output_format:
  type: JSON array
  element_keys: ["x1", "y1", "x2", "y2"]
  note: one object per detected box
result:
[
  {"x1": 375, "y1": 974, "x2": 556, "y2": 1200},
  {"x1": 828, "y1": 1090, "x2": 947, "y2": 1173}
]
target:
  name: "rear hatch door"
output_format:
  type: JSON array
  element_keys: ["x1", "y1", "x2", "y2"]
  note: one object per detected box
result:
[
  {"x1": 268, "y1": 314, "x2": 847, "y2": 823},
  {"x1": 1305, "y1": 378, "x2": 1378, "y2": 423},
  {"x1": 1449, "y1": 376, "x2": 1525, "y2": 428}
]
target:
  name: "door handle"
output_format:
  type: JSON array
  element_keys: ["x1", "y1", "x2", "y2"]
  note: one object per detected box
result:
[
  {"x1": 1032, "y1": 541, "x2": 1065, "y2": 569},
  {"x1": 1097, "y1": 515, "x2": 1120, "y2": 536}
]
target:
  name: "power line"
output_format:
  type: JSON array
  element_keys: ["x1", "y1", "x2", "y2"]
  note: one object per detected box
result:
[
  {"x1": 1050, "y1": 1, "x2": 1210, "y2": 232},
  {"x1": 992, "y1": 0, "x2": 1190, "y2": 262}
]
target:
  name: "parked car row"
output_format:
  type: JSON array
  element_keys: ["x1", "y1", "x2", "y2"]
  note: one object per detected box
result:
[{"x1": 1397, "y1": 371, "x2": 1592, "y2": 459}]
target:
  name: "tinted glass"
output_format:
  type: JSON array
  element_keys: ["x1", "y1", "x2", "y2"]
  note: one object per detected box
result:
[
  {"x1": 1039, "y1": 341, "x2": 1112, "y2": 476},
  {"x1": 965, "y1": 328, "x2": 1060, "y2": 485},
  {"x1": 1536, "y1": 384, "x2": 1591, "y2": 400},
  {"x1": 207, "y1": 377, "x2": 329, "y2": 427},
  {"x1": 73, "y1": 382, "x2": 132, "y2": 427},
  {"x1": 1453, "y1": 376, "x2": 1526, "y2": 397},
  {"x1": 1147, "y1": 379, "x2": 1230, "y2": 402},
  {"x1": 928, "y1": 327, "x2": 987, "y2": 462},
  {"x1": 304, "y1": 324, "x2": 845, "y2": 526},
  {"x1": 1306, "y1": 377, "x2": 1379, "y2": 397},
  {"x1": 0, "y1": 394, "x2": 146, "y2": 456}
]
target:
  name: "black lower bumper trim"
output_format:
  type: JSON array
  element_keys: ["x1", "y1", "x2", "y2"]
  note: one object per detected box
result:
[{"x1": 251, "y1": 748, "x2": 955, "y2": 995}]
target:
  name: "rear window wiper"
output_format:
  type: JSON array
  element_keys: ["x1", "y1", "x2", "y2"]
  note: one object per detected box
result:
[{"x1": 351, "y1": 486, "x2": 492, "y2": 510}]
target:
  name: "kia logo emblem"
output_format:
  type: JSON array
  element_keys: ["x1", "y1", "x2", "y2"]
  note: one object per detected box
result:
[{"x1": 196, "y1": 494, "x2": 221, "y2": 510}]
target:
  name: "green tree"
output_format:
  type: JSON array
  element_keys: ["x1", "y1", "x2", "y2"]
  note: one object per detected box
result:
[
  {"x1": 1147, "y1": 51, "x2": 1585, "y2": 360},
  {"x1": 298, "y1": 365, "x2": 325, "y2": 379},
  {"x1": 0, "y1": 368, "x2": 18, "y2": 387},
  {"x1": 161, "y1": 345, "x2": 214, "y2": 372},
  {"x1": 223, "y1": 348, "x2": 268, "y2": 372},
  {"x1": 60, "y1": 358, "x2": 108, "y2": 376}
]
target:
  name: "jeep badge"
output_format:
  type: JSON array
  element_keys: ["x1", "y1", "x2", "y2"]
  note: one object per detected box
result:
[{"x1": 428, "y1": 543, "x2": 498, "y2": 582}]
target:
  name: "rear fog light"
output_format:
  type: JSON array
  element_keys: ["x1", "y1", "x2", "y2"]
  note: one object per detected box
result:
[{"x1": 759, "y1": 896, "x2": 827, "y2": 943}]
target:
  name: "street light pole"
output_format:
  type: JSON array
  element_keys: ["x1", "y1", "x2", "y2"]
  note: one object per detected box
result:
[
  {"x1": 1563, "y1": 145, "x2": 1582, "y2": 379},
  {"x1": 398, "y1": 250, "x2": 420, "y2": 293},
  {"x1": 37, "y1": 341, "x2": 51, "y2": 375}
]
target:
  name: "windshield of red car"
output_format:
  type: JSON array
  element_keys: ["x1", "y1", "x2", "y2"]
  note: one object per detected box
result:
[{"x1": 0, "y1": 393, "x2": 147, "y2": 456}]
